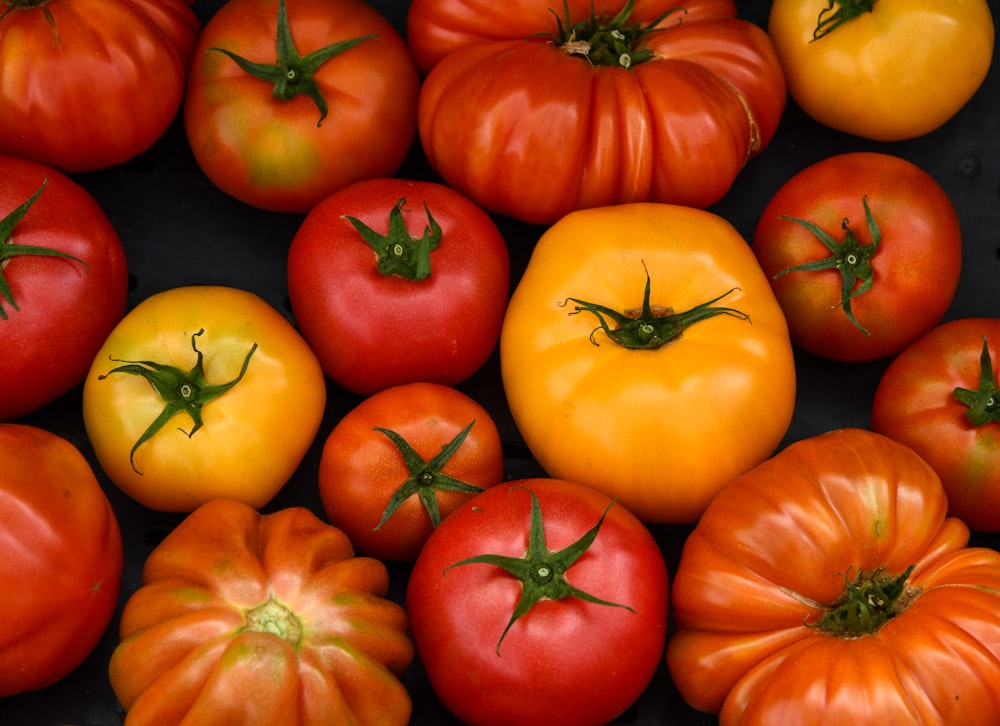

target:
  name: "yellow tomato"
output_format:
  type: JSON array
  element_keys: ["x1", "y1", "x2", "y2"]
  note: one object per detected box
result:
[
  {"x1": 768, "y1": 0, "x2": 994, "y2": 141},
  {"x1": 500, "y1": 203, "x2": 797, "y2": 523},
  {"x1": 83, "y1": 285, "x2": 326, "y2": 512}
]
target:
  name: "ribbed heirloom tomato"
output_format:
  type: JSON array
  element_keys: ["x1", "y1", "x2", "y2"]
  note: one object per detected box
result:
[
  {"x1": 408, "y1": 0, "x2": 787, "y2": 223},
  {"x1": 666, "y1": 428, "x2": 1000, "y2": 724},
  {"x1": 500, "y1": 202, "x2": 796, "y2": 523}
]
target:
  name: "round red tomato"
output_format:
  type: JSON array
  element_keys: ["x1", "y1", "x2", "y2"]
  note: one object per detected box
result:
[
  {"x1": 752, "y1": 152, "x2": 962, "y2": 362},
  {"x1": 319, "y1": 382, "x2": 504, "y2": 562},
  {"x1": 407, "y1": 477, "x2": 670, "y2": 726},
  {"x1": 872, "y1": 317, "x2": 1000, "y2": 532},
  {"x1": 0, "y1": 423, "x2": 123, "y2": 697},
  {"x1": 0, "y1": 0, "x2": 199, "y2": 172},
  {"x1": 184, "y1": 0, "x2": 420, "y2": 213},
  {"x1": 0, "y1": 155, "x2": 129, "y2": 421},
  {"x1": 409, "y1": 0, "x2": 786, "y2": 223},
  {"x1": 287, "y1": 177, "x2": 510, "y2": 395}
]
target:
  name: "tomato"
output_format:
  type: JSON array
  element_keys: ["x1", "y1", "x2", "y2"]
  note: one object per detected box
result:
[
  {"x1": 82, "y1": 285, "x2": 326, "y2": 512},
  {"x1": 872, "y1": 318, "x2": 1000, "y2": 532},
  {"x1": 184, "y1": 0, "x2": 420, "y2": 213},
  {"x1": 407, "y1": 477, "x2": 669, "y2": 726},
  {"x1": 0, "y1": 156, "x2": 129, "y2": 421},
  {"x1": 409, "y1": 0, "x2": 787, "y2": 223},
  {"x1": 0, "y1": 0, "x2": 199, "y2": 172},
  {"x1": 768, "y1": 0, "x2": 994, "y2": 141},
  {"x1": 287, "y1": 177, "x2": 510, "y2": 394},
  {"x1": 752, "y1": 152, "x2": 962, "y2": 362},
  {"x1": 0, "y1": 423, "x2": 123, "y2": 697},
  {"x1": 319, "y1": 382, "x2": 504, "y2": 562},
  {"x1": 666, "y1": 428, "x2": 1000, "y2": 724},
  {"x1": 108, "y1": 498, "x2": 413, "y2": 724},
  {"x1": 500, "y1": 202, "x2": 796, "y2": 523}
]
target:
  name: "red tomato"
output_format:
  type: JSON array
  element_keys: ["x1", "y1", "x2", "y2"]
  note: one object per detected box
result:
[
  {"x1": 287, "y1": 178, "x2": 510, "y2": 394},
  {"x1": 319, "y1": 382, "x2": 504, "y2": 561},
  {"x1": 0, "y1": 423, "x2": 123, "y2": 697},
  {"x1": 752, "y1": 152, "x2": 962, "y2": 362},
  {"x1": 184, "y1": 0, "x2": 420, "y2": 213},
  {"x1": 409, "y1": 0, "x2": 786, "y2": 223},
  {"x1": 0, "y1": 0, "x2": 199, "y2": 172},
  {"x1": 407, "y1": 478, "x2": 670, "y2": 726},
  {"x1": 0, "y1": 156, "x2": 129, "y2": 421},
  {"x1": 872, "y1": 318, "x2": 1000, "y2": 532}
]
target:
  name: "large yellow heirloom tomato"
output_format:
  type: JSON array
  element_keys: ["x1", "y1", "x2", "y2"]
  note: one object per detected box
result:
[
  {"x1": 768, "y1": 0, "x2": 994, "y2": 141},
  {"x1": 500, "y1": 203, "x2": 796, "y2": 523},
  {"x1": 83, "y1": 285, "x2": 326, "y2": 512}
]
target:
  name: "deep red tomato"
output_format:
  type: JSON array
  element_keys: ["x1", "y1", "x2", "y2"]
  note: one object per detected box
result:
[
  {"x1": 873, "y1": 317, "x2": 1000, "y2": 532},
  {"x1": 667, "y1": 428, "x2": 1000, "y2": 724},
  {"x1": 0, "y1": 155, "x2": 129, "y2": 421},
  {"x1": 0, "y1": 423, "x2": 123, "y2": 697},
  {"x1": 319, "y1": 382, "x2": 504, "y2": 562},
  {"x1": 752, "y1": 152, "x2": 962, "y2": 362},
  {"x1": 287, "y1": 177, "x2": 510, "y2": 394},
  {"x1": 0, "y1": 0, "x2": 199, "y2": 172},
  {"x1": 409, "y1": 0, "x2": 786, "y2": 223},
  {"x1": 407, "y1": 478, "x2": 670, "y2": 726},
  {"x1": 184, "y1": 0, "x2": 420, "y2": 213}
]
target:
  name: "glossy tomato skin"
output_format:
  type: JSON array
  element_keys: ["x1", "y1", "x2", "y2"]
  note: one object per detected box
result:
[
  {"x1": 407, "y1": 478, "x2": 670, "y2": 726},
  {"x1": 319, "y1": 382, "x2": 504, "y2": 562},
  {"x1": 501, "y1": 202, "x2": 796, "y2": 523},
  {"x1": 184, "y1": 0, "x2": 420, "y2": 213},
  {"x1": 109, "y1": 499, "x2": 414, "y2": 724},
  {"x1": 752, "y1": 152, "x2": 962, "y2": 362},
  {"x1": 0, "y1": 424, "x2": 124, "y2": 697},
  {"x1": 0, "y1": 0, "x2": 199, "y2": 172},
  {"x1": 666, "y1": 428, "x2": 1000, "y2": 724},
  {"x1": 0, "y1": 156, "x2": 129, "y2": 421},
  {"x1": 768, "y1": 0, "x2": 994, "y2": 141},
  {"x1": 287, "y1": 177, "x2": 510, "y2": 395},
  {"x1": 411, "y1": 0, "x2": 786, "y2": 224},
  {"x1": 873, "y1": 318, "x2": 1000, "y2": 532},
  {"x1": 82, "y1": 285, "x2": 326, "y2": 512}
]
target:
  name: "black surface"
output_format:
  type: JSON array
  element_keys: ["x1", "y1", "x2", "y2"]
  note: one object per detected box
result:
[{"x1": 3, "y1": 0, "x2": 1000, "y2": 724}]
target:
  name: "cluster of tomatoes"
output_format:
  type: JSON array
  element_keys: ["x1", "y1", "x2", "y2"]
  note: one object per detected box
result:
[{"x1": 1, "y1": 0, "x2": 999, "y2": 724}]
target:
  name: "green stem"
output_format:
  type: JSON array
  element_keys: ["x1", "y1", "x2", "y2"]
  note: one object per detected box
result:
[
  {"x1": 812, "y1": 0, "x2": 878, "y2": 41},
  {"x1": 812, "y1": 565, "x2": 916, "y2": 638},
  {"x1": 343, "y1": 198, "x2": 442, "y2": 280},
  {"x1": 954, "y1": 336, "x2": 1000, "y2": 426}
]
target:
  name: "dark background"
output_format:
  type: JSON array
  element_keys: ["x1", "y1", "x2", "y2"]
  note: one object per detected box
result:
[{"x1": 4, "y1": 0, "x2": 999, "y2": 723}]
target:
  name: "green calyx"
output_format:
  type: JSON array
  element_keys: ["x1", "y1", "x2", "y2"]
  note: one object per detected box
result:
[
  {"x1": 98, "y1": 328, "x2": 257, "y2": 474},
  {"x1": 207, "y1": 0, "x2": 375, "y2": 126},
  {"x1": 344, "y1": 198, "x2": 442, "y2": 281},
  {"x1": 954, "y1": 336, "x2": 1000, "y2": 426},
  {"x1": 812, "y1": 565, "x2": 917, "y2": 638},
  {"x1": 812, "y1": 0, "x2": 877, "y2": 41},
  {"x1": 444, "y1": 486, "x2": 635, "y2": 655},
  {"x1": 774, "y1": 196, "x2": 880, "y2": 335},
  {"x1": 543, "y1": 0, "x2": 683, "y2": 69},
  {"x1": 0, "y1": 179, "x2": 88, "y2": 320},
  {"x1": 562, "y1": 262, "x2": 749, "y2": 349},
  {"x1": 373, "y1": 420, "x2": 485, "y2": 530}
]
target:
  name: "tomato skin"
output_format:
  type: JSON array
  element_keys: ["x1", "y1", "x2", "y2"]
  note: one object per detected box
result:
[
  {"x1": 0, "y1": 155, "x2": 129, "y2": 421},
  {"x1": 109, "y1": 498, "x2": 414, "y2": 724},
  {"x1": 319, "y1": 382, "x2": 504, "y2": 562},
  {"x1": 407, "y1": 477, "x2": 670, "y2": 726},
  {"x1": 0, "y1": 0, "x2": 199, "y2": 172},
  {"x1": 411, "y1": 0, "x2": 786, "y2": 223},
  {"x1": 500, "y1": 202, "x2": 796, "y2": 523},
  {"x1": 184, "y1": 0, "x2": 420, "y2": 213},
  {"x1": 666, "y1": 428, "x2": 1000, "y2": 724},
  {"x1": 752, "y1": 152, "x2": 962, "y2": 362},
  {"x1": 873, "y1": 318, "x2": 1000, "y2": 532},
  {"x1": 0, "y1": 423, "x2": 124, "y2": 697},
  {"x1": 768, "y1": 0, "x2": 994, "y2": 141},
  {"x1": 82, "y1": 285, "x2": 326, "y2": 513},
  {"x1": 287, "y1": 178, "x2": 510, "y2": 395}
]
